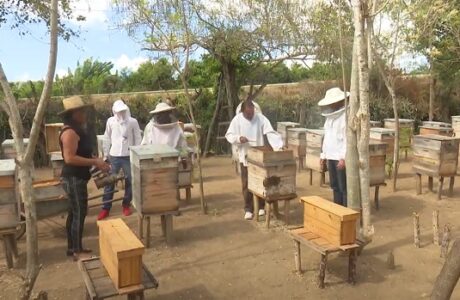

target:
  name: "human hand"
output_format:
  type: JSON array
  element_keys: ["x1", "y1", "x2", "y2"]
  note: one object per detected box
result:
[
  {"x1": 337, "y1": 159, "x2": 346, "y2": 170},
  {"x1": 320, "y1": 159, "x2": 325, "y2": 169},
  {"x1": 94, "y1": 158, "x2": 111, "y2": 173},
  {"x1": 240, "y1": 136, "x2": 249, "y2": 143}
]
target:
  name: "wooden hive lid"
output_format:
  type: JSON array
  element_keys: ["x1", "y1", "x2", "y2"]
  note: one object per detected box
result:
[
  {"x1": 305, "y1": 128, "x2": 325, "y2": 135},
  {"x1": 45, "y1": 123, "x2": 64, "y2": 128},
  {"x1": 452, "y1": 116, "x2": 460, "y2": 121},
  {"x1": 301, "y1": 196, "x2": 360, "y2": 221},
  {"x1": 277, "y1": 121, "x2": 300, "y2": 127},
  {"x1": 414, "y1": 134, "x2": 460, "y2": 141},
  {"x1": 370, "y1": 128, "x2": 395, "y2": 134},
  {"x1": 130, "y1": 144, "x2": 179, "y2": 159},
  {"x1": 0, "y1": 159, "x2": 16, "y2": 176},
  {"x1": 98, "y1": 218, "x2": 145, "y2": 258},
  {"x1": 287, "y1": 127, "x2": 308, "y2": 133},
  {"x1": 384, "y1": 118, "x2": 414, "y2": 124},
  {"x1": 2, "y1": 138, "x2": 30, "y2": 147},
  {"x1": 422, "y1": 121, "x2": 451, "y2": 128},
  {"x1": 419, "y1": 126, "x2": 452, "y2": 131}
]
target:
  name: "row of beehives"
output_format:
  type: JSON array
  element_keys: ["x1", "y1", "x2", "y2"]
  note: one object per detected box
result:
[{"x1": 0, "y1": 123, "x2": 195, "y2": 231}]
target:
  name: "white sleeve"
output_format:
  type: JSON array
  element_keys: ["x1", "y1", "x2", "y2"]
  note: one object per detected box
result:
[
  {"x1": 141, "y1": 122, "x2": 152, "y2": 145},
  {"x1": 339, "y1": 117, "x2": 347, "y2": 160},
  {"x1": 225, "y1": 116, "x2": 240, "y2": 144},
  {"x1": 261, "y1": 115, "x2": 283, "y2": 150},
  {"x1": 132, "y1": 119, "x2": 142, "y2": 146}
]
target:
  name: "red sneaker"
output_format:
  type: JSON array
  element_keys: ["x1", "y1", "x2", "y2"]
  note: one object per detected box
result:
[
  {"x1": 122, "y1": 206, "x2": 132, "y2": 216},
  {"x1": 97, "y1": 209, "x2": 110, "y2": 220}
]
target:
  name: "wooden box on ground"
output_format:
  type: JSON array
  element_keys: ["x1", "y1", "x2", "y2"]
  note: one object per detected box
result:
[
  {"x1": 98, "y1": 218, "x2": 145, "y2": 290},
  {"x1": 412, "y1": 135, "x2": 460, "y2": 177},
  {"x1": 369, "y1": 141, "x2": 387, "y2": 186},
  {"x1": 305, "y1": 129, "x2": 325, "y2": 172},
  {"x1": 45, "y1": 123, "x2": 64, "y2": 154},
  {"x1": 130, "y1": 145, "x2": 179, "y2": 214},
  {"x1": 277, "y1": 122, "x2": 300, "y2": 145},
  {"x1": 301, "y1": 196, "x2": 360, "y2": 246},
  {"x1": 0, "y1": 159, "x2": 18, "y2": 229},
  {"x1": 370, "y1": 120, "x2": 382, "y2": 128},
  {"x1": 419, "y1": 121, "x2": 453, "y2": 137},
  {"x1": 287, "y1": 128, "x2": 307, "y2": 159},
  {"x1": 247, "y1": 146, "x2": 296, "y2": 199},
  {"x1": 370, "y1": 128, "x2": 395, "y2": 163},
  {"x1": 384, "y1": 119, "x2": 414, "y2": 149},
  {"x1": 1, "y1": 138, "x2": 29, "y2": 159}
]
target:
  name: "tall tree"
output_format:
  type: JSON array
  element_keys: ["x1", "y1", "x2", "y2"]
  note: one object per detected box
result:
[{"x1": 0, "y1": 0, "x2": 60, "y2": 298}]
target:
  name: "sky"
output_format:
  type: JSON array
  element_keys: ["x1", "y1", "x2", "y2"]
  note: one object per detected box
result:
[{"x1": 0, "y1": 0, "x2": 149, "y2": 82}]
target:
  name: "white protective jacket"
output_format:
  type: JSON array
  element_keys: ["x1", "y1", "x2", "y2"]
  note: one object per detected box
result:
[
  {"x1": 141, "y1": 121, "x2": 188, "y2": 156},
  {"x1": 320, "y1": 107, "x2": 346, "y2": 161}
]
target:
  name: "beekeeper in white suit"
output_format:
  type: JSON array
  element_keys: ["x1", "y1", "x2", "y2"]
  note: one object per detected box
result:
[{"x1": 226, "y1": 100, "x2": 283, "y2": 220}]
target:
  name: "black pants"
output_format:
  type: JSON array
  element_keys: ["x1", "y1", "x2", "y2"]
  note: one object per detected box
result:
[
  {"x1": 327, "y1": 160, "x2": 347, "y2": 207},
  {"x1": 240, "y1": 164, "x2": 265, "y2": 213},
  {"x1": 62, "y1": 176, "x2": 89, "y2": 253}
]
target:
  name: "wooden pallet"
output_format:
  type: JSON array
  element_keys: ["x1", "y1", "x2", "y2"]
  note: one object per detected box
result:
[
  {"x1": 289, "y1": 228, "x2": 359, "y2": 289},
  {"x1": 79, "y1": 257, "x2": 158, "y2": 300}
]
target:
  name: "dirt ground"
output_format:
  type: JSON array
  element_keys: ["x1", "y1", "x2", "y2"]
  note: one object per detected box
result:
[{"x1": 1, "y1": 156, "x2": 460, "y2": 300}]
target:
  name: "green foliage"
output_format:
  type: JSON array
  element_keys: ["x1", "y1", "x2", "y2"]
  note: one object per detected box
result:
[{"x1": 121, "y1": 58, "x2": 177, "y2": 92}]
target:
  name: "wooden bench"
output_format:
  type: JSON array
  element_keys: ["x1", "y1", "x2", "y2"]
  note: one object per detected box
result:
[
  {"x1": 0, "y1": 227, "x2": 18, "y2": 268},
  {"x1": 289, "y1": 228, "x2": 359, "y2": 289},
  {"x1": 254, "y1": 193, "x2": 297, "y2": 228},
  {"x1": 137, "y1": 211, "x2": 179, "y2": 248},
  {"x1": 79, "y1": 257, "x2": 158, "y2": 300}
]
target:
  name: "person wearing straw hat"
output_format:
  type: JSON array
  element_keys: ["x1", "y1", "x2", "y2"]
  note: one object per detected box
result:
[
  {"x1": 97, "y1": 99, "x2": 142, "y2": 220},
  {"x1": 226, "y1": 100, "x2": 284, "y2": 220},
  {"x1": 59, "y1": 96, "x2": 110, "y2": 261},
  {"x1": 319, "y1": 87, "x2": 349, "y2": 207},
  {"x1": 141, "y1": 101, "x2": 188, "y2": 155}
]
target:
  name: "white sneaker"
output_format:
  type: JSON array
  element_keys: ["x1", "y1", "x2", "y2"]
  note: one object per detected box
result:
[
  {"x1": 258, "y1": 209, "x2": 265, "y2": 217},
  {"x1": 244, "y1": 212, "x2": 253, "y2": 220}
]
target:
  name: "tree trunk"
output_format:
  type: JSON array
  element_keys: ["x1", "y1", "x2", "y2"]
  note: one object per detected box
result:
[
  {"x1": 431, "y1": 239, "x2": 460, "y2": 300},
  {"x1": 221, "y1": 61, "x2": 239, "y2": 120},
  {"x1": 203, "y1": 74, "x2": 225, "y2": 157},
  {"x1": 429, "y1": 70, "x2": 436, "y2": 121},
  {"x1": 353, "y1": 0, "x2": 373, "y2": 240}
]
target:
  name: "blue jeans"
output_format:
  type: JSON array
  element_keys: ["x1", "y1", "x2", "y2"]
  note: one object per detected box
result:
[
  {"x1": 102, "y1": 156, "x2": 132, "y2": 210},
  {"x1": 327, "y1": 160, "x2": 347, "y2": 207}
]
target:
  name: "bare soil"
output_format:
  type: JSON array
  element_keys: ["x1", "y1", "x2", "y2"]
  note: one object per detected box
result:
[{"x1": 1, "y1": 156, "x2": 460, "y2": 300}]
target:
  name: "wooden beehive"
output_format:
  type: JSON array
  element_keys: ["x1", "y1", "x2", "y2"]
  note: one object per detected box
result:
[
  {"x1": 412, "y1": 134, "x2": 460, "y2": 177},
  {"x1": 370, "y1": 120, "x2": 382, "y2": 128},
  {"x1": 178, "y1": 157, "x2": 193, "y2": 187},
  {"x1": 384, "y1": 119, "x2": 414, "y2": 149},
  {"x1": 287, "y1": 128, "x2": 307, "y2": 159},
  {"x1": 98, "y1": 218, "x2": 145, "y2": 291},
  {"x1": 32, "y1": 179, "x2": 68, "y2": 218},
  {"x1": 301, "y1": 196, "x2": 360, "y2": 246},
  {"x1": 370, "y1": 128, "x2": 395, "y2": 162},
  {"x1": 50, "y1": 152, "x2": 64, "y2": 179},
  {"x1": 0, "y1": 159, "x2": 19, "y2": 229},
  {"x1": 305, "y1": 129, "x2": 325, "y2": 172},
  {"x1": 45, "y1": 123, "x2": 64, "y2": 154},
  {"x1": 1, "y1": 138, "x2": 29, "y2": 159},
  {"x1": 277, "y1": 122, "x2": 300, "y2": 145},
  {"x1": 369, "y1": 141, "x2": 387, "y2": 186},
  {"x1": 247, "y1": 146, "x2": 296, "y2": 198},
  {"x1": 130, "y1": 144, "x2": 179, "y2": 214},
  {"x1": 420, "y1": 122, "x2": 453, "y2": 137}
]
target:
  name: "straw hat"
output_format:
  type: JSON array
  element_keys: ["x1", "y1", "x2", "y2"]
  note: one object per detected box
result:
[
  {"x1": 149, "y1": 102, "x2": 175, "y2": 114},
  {"x1": 318, "y1": 87, "x2": 350, "y2": 107},
  {"x1": 58, "y1": 96, "x2": 93, "y2": 115}
]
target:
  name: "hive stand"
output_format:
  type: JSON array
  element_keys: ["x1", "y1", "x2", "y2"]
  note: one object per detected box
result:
[
  {"x1": 137, "y1": 211, "x2": 178, "y2": 248},
  {"x1": 289, "y1": 228, "x2": 359, "y2": 289},
  {"x1": 253, "y1": 193, "x2": 297, "y2": 228},
  {"x1": 0, "y1": 228, "x2": 18, "y2": 268},
  {"x1": 308, "y1": 169, "x2": 327, "y2": 187},
  {"x1": 415, "y1": 174, "x2": 455, "y2": 200},
  {"x1": 176, "y1": 185, "x2": 192, "y2": 203},
  {"x1": 79, "y1": 257, "x2": 158, "y2": 300},
  {"x1": 372, "y1": 183, "x2": 387, "y2": 210}
]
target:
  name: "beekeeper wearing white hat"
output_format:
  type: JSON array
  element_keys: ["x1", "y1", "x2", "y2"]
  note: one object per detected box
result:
[
  {"x1": 141, "y1": 101, "x2": 188, "y2": 155},
  {"x1": 319, "y1": 87, "x2": 349, "y2": 207},
  {"x1": 98, "y1": 99, "x2": 142, "y2": 220}
]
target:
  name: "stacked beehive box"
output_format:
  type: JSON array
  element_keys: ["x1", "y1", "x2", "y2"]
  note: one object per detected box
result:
[
  {"x1": 370, "y1": 121, "x2": 382, "y2": 128},
  {"x1": 277, "y1": 122, "x2": 300, "y2": 145},
  {"x1": 1, "y1": 138, "x2": 29, "y2": 159},
  {"x1": 301, "y1": 196, "x2": 360, "y2": 246},
  {"x1": 305, "y1": 129, "x2": 325, "y2": 173},
  {"x1": 384, "y1": 119, "x2": 414, "y2": 153},
  {"x1": 412, "y1": 135, "x2": 460, "y2": 177},
  {"x1": 247, "y1": 146, "x2": 296, "y2": 199},
  {"x1": 45, "y1": 123, "x2": 63, "y2": 154},
  {"x1": 419, "y1": 121, "x2": 453, "y2": 137},
  {"x1": 49, "y1": 152, "x2": 64, "y2": 179},
  {"x1": 369, "y1": 141, "x2": 387, "y2": 186},
  {"x1": 98, "y1": 218, "x2": 145, "y2": 290},
  {"x1": 130, "y1": 144, "x2": 180, "y2": 214},
  {"x1": 287, "y1": 128, "x2": 307, "y2": 168},
  {"x1": 370, "y1": 128, "x2": 395, "y2": 163},
  {"x1": 178, "y1": 157, "x2": 193, "y2": 187},
  {"x1": 0, "y1": 159, "x2": 18, "y2": 229}
]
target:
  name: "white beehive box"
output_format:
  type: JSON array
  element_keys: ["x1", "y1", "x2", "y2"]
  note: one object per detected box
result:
[
  {"x1": 130, "y1": 144, "x2": 179, "y2": 214},
  {"x1": 0, "y1": 159, "x2": 19, "y2": 229},
  {"x1": 1, "y1": 138, "x2": 29, "y2": 159},
  {"x1": 277, "y1": 122, "x2": 300, "y2": 145},
  {"x1": 305, "y1": 129, "x2": 325, "y2": 172}
]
